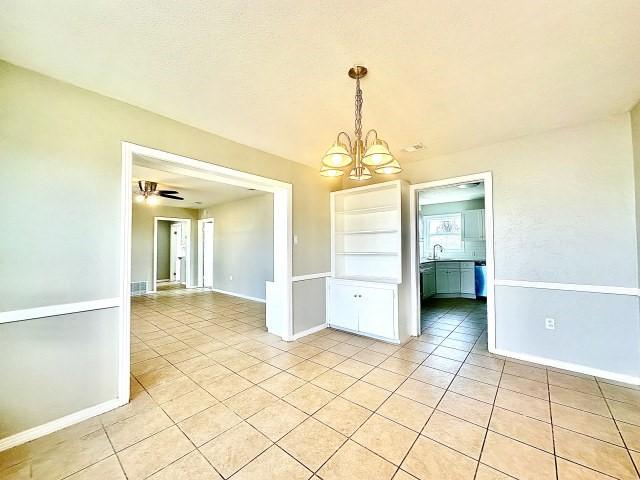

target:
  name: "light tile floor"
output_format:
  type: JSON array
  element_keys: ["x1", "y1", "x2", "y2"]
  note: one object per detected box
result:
[{"x1": 2, "y1": 293, "x2": 640, "y2": 479}]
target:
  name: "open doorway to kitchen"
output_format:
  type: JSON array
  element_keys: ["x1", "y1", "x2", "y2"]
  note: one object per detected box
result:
[{"x1": 410, "y1": 172, "x2": 496, "y2": 352}]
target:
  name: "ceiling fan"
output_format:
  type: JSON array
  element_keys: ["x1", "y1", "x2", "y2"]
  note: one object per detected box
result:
[{"x1": 135, "y1": 180, "x2": 184, "y2": 205}]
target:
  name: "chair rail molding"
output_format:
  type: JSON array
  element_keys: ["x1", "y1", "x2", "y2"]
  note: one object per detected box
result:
[
  {"x1": 292, "y1": 272, "x2": 331, "y2": 282},
  {"x1": 0, "y1": 297, "x2": 121, "y2": 325},
  {"x1": 494, "y1": 279, "x2": 640, "y2": 296}
]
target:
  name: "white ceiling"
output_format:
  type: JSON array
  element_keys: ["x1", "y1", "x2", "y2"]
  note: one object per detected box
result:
[
  {"x1": 2, "y1": 1, "x2": 640, "y2": 168},
  {"x1": 419, "y1": 183, "x2": 484, "y2": 205},
  {"x1": 133, "y1": 156, "x2": 263, "y2": 208}
]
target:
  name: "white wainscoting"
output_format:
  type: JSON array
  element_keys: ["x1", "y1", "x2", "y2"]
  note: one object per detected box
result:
[{"x1": 0, "y1": 297, "x2": 124, "y2": 452}]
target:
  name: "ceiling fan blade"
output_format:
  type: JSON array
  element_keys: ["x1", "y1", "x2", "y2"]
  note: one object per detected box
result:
[
  {"x1": 159, "y1": 193, "x2": 184, "y2": 200},
  {"x1": 158, "y1": 190, "x2": 179, "y2": 194}
]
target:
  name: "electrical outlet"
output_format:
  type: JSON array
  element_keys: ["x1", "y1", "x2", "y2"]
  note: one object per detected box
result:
[
  {"x1": 229, "y1": 275, "x2": 233, "y2": 281},
  {"x1": 293, "y1": 235, "x2": 298, "y2": 245},
  {"x1": 545, "y1": 318, "x2": 555, "y2": 330}
]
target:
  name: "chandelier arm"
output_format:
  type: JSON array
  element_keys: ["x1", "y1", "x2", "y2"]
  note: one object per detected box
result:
[
  {"x1": 364, "y1": 129, "x2": 379, "y2": 150},
  {"x1": 337, "y1": 131, "x2": 353, "y2": 154}
]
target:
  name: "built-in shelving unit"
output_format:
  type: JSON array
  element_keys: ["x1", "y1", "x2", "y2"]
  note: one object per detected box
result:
[
  {"x1": 327, "y1": 180, "x2": 411, "y2": 344},
  {"x1": 331, "y1": 181, "x2": 404, "y2": 283}
]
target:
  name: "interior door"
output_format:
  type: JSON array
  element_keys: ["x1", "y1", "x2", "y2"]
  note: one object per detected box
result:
[
  {"x1": 202, "y1": 221, "x2": 214, "y2": 288},
  {"x1": 358, "y1": 287, "x2": 395, "y2": 339},
  {"x1": 329, "y1": 283, "x2": 359, "y2": 331},
  {"x1": 170, "y1": 223, "x2": 182, "y2": 282}
]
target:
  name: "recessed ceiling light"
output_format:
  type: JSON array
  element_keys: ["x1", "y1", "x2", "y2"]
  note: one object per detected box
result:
[
  {"x1": 402, "y1": 143, "x2": 424, "y2": 152},
  {"x1": 456, "y1": 182, "x2": 481, "y2": 189}
]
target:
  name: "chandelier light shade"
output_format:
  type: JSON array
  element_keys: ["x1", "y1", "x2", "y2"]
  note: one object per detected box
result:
[
  {"x1": 321, "y1": 140, "x2": 352, "y2": 168},
  {"x1": 363, "y1": 138, "x2": 393, "y2": 166},
  {"x1": 320, "y1": 65, "x2": 401, "y2": 180},
  {"x1": 320, "y1": 165, "x2": 345, "y2": 177},
  {"x1": 374, "y1": 159, "x2": 402, "y2": 175},
  {"x1": 349, "y1": 165, "x2": 372, "y2": 181}
]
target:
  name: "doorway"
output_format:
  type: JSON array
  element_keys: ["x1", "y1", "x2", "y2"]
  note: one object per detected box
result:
[
  {"x1": 152, "y1": 217, "x2": 191, "y2": 292},
  {"x1": 409, "y1": 172, "x2": 496, "y2": 351},
  {"x1": 119, "y1": 142, "x2": 293, "y2": 402},
  {"x1": 197, "y1": 218, "x2": 214, "y2": 288}
]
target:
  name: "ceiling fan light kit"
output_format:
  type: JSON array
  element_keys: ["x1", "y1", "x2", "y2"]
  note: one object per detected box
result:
[
  {"x1": 320, "y1": 65, "x2": 401, "y2": 180},
  {"x1": 136, "y1": 180, "x2": 184, "y2": 205}
]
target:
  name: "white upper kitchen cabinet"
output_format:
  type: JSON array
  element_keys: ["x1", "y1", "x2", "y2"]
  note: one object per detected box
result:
[{"x1": 463, "y1": 209, "x2": 485, "y2": 241}]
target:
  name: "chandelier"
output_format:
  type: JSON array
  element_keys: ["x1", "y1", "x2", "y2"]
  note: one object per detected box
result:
[{"x1": 320, "y1": 65, "x2": 401, "y2": 180}]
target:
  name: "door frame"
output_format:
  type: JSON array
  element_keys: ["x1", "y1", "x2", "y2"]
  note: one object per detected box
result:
[
  {"x1": 120, "y1": 142, "x2": 293, "y2": 403},
  {"x1": 197, "y1": 217, "x2": 214, "y2": 288},
  {"x1": 409, "y1": 171, "x2": 496, "y2": 351},
  {"x1": 153, "y1": 217, "x2": 192, "y2": 292}
]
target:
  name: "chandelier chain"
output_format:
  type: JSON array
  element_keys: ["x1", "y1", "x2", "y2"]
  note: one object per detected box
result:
[{"x1": 354, "y1": 77, "x2": 363, "y2": 142}]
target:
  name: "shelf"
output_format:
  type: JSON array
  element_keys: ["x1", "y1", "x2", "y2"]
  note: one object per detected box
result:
[
  {"x1": 335, "y1": 251, "x2": 398, "y2": 256},
  {"x1": 335, "y1": 275, "x2": 399, "y2": 284},
  {"x1": 335, "y1": 228, "x2": 398, "y2": 235},
  {"x1": 335, "y1": 205, "x2": 396, "y2": 215}
]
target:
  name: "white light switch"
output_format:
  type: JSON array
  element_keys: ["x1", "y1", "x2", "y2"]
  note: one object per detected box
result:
[{"x1": 293, "y1": 235, "x2": 298, "y2": 245}]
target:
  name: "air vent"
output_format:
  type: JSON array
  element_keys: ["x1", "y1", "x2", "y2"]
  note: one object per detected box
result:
[
  {"x1": 130, "y1": 281, "x2": 148, "y2": 296},
  {"x1": 402, "y1": 143, "x2": 425, "y2": 152}
]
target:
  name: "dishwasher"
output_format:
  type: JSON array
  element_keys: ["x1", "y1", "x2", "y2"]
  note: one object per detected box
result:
[{"x1": 475, "y1": 262, "x2": 487, "y2": 298}]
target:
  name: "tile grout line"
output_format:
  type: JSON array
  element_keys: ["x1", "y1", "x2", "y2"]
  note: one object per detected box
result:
[
  {"x1": 472, "y1": 333, "x2": 505, "y2": 479},
  {"x1": 596, "y1": 376, "x2": 640, "y2": 479},
  {"x1": 547, "y1": 367, "x2": 559, "y2": 480}
]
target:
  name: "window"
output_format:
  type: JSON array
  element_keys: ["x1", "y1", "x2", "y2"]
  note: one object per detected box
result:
[{"x1": 424, "y1": 213, "x2": 462, "y2": 256}]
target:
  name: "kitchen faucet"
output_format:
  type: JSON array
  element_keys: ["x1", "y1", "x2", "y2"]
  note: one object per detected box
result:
[{"x1": 433, "y1": 244, "x2": 444, "y2": 260}]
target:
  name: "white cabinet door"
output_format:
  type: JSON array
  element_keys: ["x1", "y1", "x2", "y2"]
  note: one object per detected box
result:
[
  {"x1": 463, "y1": 210, "x2": 484, "y2": 240},
  {"x1": 461, "y1": 268, "x2": 475, "y2": 294},
  {"x1": 358, "y1": 287, "x2": 395, "y2": 339},
  {"x1": 421, "y1": 272, "x2": 429, "y2": 298},
  {"x1": 427, "y1": 272, "x2": 436, "y2": 297},
  {"x1": 448, "y1": 269, "x2": 461, "y2": 294},
  {"x1": 436, "y1": 268, "x2": 449, "y2": 294},
  {"x1": 329, "y1": 283, "x2": 359, "y2": 331}
]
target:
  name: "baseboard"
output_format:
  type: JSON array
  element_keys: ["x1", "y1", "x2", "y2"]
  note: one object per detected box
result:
[
  {"x1": 210, "y1": 288, "x2": 266, "y2": 303},
  {"x1": 284, "y1": 323, "x2": 327, "y2": 341},
  {"x1": 492, "y1": 348, "x2": 640, "y2": 386},
  {"x1": 326, "y1": 324, "x2": 401, "y2": 345},
  {"x1": 156, "y1": 279, "x2": 171, "y2": 283},
  {"x1": 0, "y1": 397, "x2": 125, "y2": 453}
]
